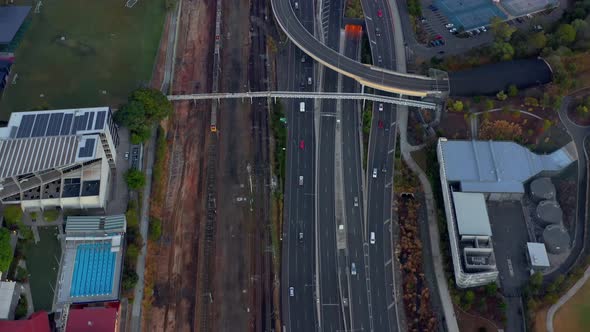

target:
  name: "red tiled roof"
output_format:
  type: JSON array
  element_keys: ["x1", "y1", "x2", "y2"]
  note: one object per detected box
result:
[
  {"x1": 0, "y1": 311, "x2": 51, "y2": 332},
  {"x1": 66, "y1": 307, "x2": 118, "y2": 332}
]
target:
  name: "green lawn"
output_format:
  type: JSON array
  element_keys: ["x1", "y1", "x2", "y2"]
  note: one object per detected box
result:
[
  {"x1": 0, "y1": 0, "x2": 167, "y2": 120},
  {"x1": 24, "y1": 227, "x2": 61, "y2": 311}
]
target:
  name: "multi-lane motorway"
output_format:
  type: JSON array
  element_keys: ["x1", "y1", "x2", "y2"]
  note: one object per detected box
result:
[{"x1": 270, "y1": 0, "x2": 449, "y2": 96}]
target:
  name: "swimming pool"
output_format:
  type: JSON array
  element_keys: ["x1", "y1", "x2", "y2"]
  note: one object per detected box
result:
[{"x1": 70, "y1": 242, "x2": 115, "y2": 297}]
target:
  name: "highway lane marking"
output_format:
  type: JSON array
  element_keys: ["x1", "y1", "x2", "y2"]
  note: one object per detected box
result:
[
  {"x1": 320, "y1": 113, "x2": 336, "y2": 117},
  {"x1": 388, "y1": 302, "x2": 395, "y2": 310},
  {"x1": 383, "y1": 219, "x2": 390, "y2": 225},
  {"x1": 388, "y1": 148, "x2": 395, "y2": 154},
  {"x1": 366, "y1": 16, "x2": 372, "y2": 20},
  {"x1": 371, "y1": 40, "x2": 377, "y2": 45},
  {"x1": 385, "y1": 182, "x2": 392, "y2": 188},
  {"x1": 385, "y1": 259, "x2": 392, "y2": 266}
]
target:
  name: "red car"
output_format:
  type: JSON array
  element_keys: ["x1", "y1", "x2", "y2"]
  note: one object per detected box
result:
[
  {"x1": 435, "y1": 34, "x2": 443, "y2": 40},
  {"x1": 378, "y1": 120, "x2": 384, "y2": 129},
  {"x1": 299, "y1": 140, "x2": 305, "y2": 149},
  {"x1": 377, "y1": 9, "x2": 383, "y2": 17}
]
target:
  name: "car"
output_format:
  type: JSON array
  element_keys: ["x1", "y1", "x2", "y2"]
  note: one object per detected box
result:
[
  {"x1": 124, "y1": 152, "x2": 129, "y2": 160},
  {"x1": 435, "y1": 34, "x2": 443, "y2": 40},
  {"x1": 370, "y1": 232, "x2": 375, "y2": 244},
  {"x1": 480, "y1": 26, "x2": 487, "y2": 32},
  {"x1": 445, "y1": 23, "x2": 454, "y2": 28},
  {"x1": 354, "y1": 196, "x2": 358, "y2": 207},
  {"x1": 299, "y1": 175, "x2": 303, "y2": 186},
  {"x1": 307, "y1": 77, "x2": 312, "y2": 85},
  {"x1": 299, "y1": 101, "x2": 305, "y2": 112},
  {"x1": 351, "y1": 263, "x2": 357, "y2": 275},
  {"x1": 449, "y1": 27, "x2": 457, "y2": 33},
  {"x1": 467, "y1": 30, "x2": 474, "y2": 36},
  {"x1": 301, "y1": 55, "x2": 305, "y2": 62},
  {"x1": 377, "y1": 9, "x2": 382, "y2": 17},
  {"x1": 428, "y1": 4, "x2": 438, "y2": 11},
  {"x1": 375, "y1": 27, "x2": 381, "y2": 36},
  {"x1": 474, "y1": 28, "x2": 481, "y2": 34},
  {"x1": 378, "y1": 120, "x2": 383, "y2": 129},
  {"x1": 438, "y1": 50, "x2": 445, "y2": 54},
  {"x1": 419, "y1": 16, "x2": 426, "y2": 23},
  {"x1": 299, "y1": 232, "x2": 304, "y2": 242},
  {"x1": 294, "y1": 1, "x2": 298, "y2": 9},
  {"x1": 372, "y1": 168, "x2": 377, "y2": 178},
  {"x1": 378, "y1": 55, "x2": 382, "y2": 63},
  {"x1": 299, "y1": 140, "x2": 305, "y2": 149},
  {"x1": 516, "y1": 17, "x2": 524, "y2": 23},
  {"x1": 289, "y1": 287, "x2": 294, "y2": 297},
  {"x1": 439, "y1": 39, "x2": 445, "y2": 45},
  {"x1": 378, "y1": 103, "x2": 383, "y2": 111}
]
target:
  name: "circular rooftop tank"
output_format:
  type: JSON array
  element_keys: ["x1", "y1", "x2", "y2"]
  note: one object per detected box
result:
[
  {"x1": 543, "y1": 224, "x2": 570, "y2": 255},
  {"x1": 530, "y1": 177, "x2": 556, "y2": 202},
  {"x1": 536, "y1": 200, "x2": 563, "y2": 226}
]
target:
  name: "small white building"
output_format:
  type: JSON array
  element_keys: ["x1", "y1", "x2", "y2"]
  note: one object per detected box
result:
[
  {"x1": 0, "y1": 107, "x2": 119, "y2": 211},
  {"x1": 526, "y1": 242, "x2": 550, "y2": 270},
  {"x1": 0, "y1": 281, "x2": 19, "y2": 320}
]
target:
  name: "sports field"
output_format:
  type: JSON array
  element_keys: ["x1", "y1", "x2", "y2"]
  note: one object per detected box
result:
[
  {"x1": 0, "y1": 0, "x2": 166, "y2": 120},
  {"x1": 553, "y1": 277, "x2": 590, "y2": 332}
]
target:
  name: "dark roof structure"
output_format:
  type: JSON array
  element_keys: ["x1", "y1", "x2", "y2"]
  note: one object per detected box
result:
[
  {"x1": 0, "y1": 6, "x2": 31, "y2": 45},
  {"x1": 66, "y1": 306, "x2": 118, "y2": 332},
  {"x1": 0, "y1": 311, "x2": 51, "y2": 332}
]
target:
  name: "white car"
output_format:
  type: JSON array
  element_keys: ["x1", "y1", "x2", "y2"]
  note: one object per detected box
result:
[
  {"x1": 445, "y1": 23, "x2": 454, "y2": 28},
  {"x1": 124, "y1": 152, "x2": 129, "y2": 160},
  {"x1": 351, "y1": 263, "x2": 357, "y2": 275},
  {"x1": 449, "y1": 27, "x2": 457, "y2": 33},
  {"x1": 480, "y1": 26, "x2": 487, "y2": 32},
  {"x1": 354, "y1": 196, "x2": 358, "y2": 207},
  {"x1": 299, "y1": 175, "x2": 303, "y2": 186},
  {"x1": 372, "y1": 168, "x2": 377, "y2": 178},
  {"x1": 378, "y1": 103, "x2": 383, "y2": 111},
  {"x1": 289, "y1": 287, "x2": 294, "y2": 296},
  {"x1": 370, "y1": 232, "x2": 375, "y2": 244}
]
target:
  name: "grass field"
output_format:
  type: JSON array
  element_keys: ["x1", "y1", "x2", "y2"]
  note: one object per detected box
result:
[
  {"x1": 553, "y1": 277, "x2": 590, "y2": 332},
  {"x1": 25, "y1": 227, "x2": 61, "y2": 311},
  {"x1": 0, "y1": 0, "x2": 167, "y2": 120}
]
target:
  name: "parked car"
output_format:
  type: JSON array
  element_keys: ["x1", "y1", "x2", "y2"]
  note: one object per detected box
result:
[
  {"x1": 354, "y1": 196, "x2": 358, "y2": 207},
  {"x1": 124, "y1": 152, "x2": 129, "y2": 160},
  {"x1": 445, "y1": 23, "x2": 454, "y2": 28},
  {"x1": 377, "y1": 9, "x2": 383, "y2": 17},
  {"x1": 449, "y1": 27, "x2": 457, "y2": 33},
  {"x1": 378, "y1": 103, "x2": 383, "y2": 111},
  {"x1": 480, "y1": 26, "x2": 487, "y2": 32},
  {"x1": 299, "y1": 140, "x2": 305, "y2": 149}
]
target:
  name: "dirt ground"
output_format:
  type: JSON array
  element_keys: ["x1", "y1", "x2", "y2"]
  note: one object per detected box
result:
[
  {"x1": 142, "y1": 0, "x2": 214, "y2": 330},
  {"x1": 552, "y1": 277, "x2": 590, "y2": 332},
  {"x1": 455, "y1": 305, "x2": 500, "y2": 332}
]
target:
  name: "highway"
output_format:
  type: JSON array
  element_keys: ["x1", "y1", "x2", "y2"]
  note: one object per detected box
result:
[
  {"x1": 281, "y1": 0, "x2": 317, "y2": 331},
  {"x1": 270, "y1": 0, "x2": 449, "y2": 96},
  {"x1": 362, "y1": 0, "x2": 403, "y2": 331},
  {"x1": 340, "y1": 28, "x2": 371, "y2": 332}
]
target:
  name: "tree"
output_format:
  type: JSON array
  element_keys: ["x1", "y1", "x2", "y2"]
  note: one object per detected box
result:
[
  {"x1": 149, "y1": 217, "x2": 162, "y2": 242},
  {"x1": 130, "y1": 88, "x2": 173, "y2": 122},
  {"x1": 122, "y1": 268, "x2": 138, "y2": 291},
  {"x1": 463, "y1": 290, "x2": 476, "y2": 310},
  {"x1": 126, "y1": 243, "x2": 140, "y2": 263},
  {"x1": 496, "y1": 90, "x2": 508, "y2": 101},
  {"x1": 479, "y1": 120, "x2": 523, "y2": 141},
  {"x1": 125, "y1": 169, "x2": 146, "y2": 190},
  {"x1": 576, "y1": 104, "x2": 589, "y2": 117},
  {"x1": 491, "y1": 41, "x2": 515, "y2": 60},
  {"x1": 453, "y1": 100, "x2": 464, "y2": 112},
  {"x1": 555, "y1": 24, "x2": 577, "y2": 45},
  {"x1": 530, "y1": 271, "x2": 543, "y2": 289},
  {"x1": 529, "y1": 32, "x2": 548, "y2": 50},
  {"x1": 0, "y1": 228, "x2": 13, "y2": 272},
  {"x1": 507, "y1": 84, "x2": 518, "y2": 97},
  {"x1": 2, "y1": 206, "x2": 22, "y2": 230},
  {"x1": 485, "y1": 99, "x2": 495, "y2": 110},
  {"x1": 485, "y1": 282, "x2": 498, "y2": 296},
  {"x1": 490, "y1": 16, "x2": 516, "y2": 41}
]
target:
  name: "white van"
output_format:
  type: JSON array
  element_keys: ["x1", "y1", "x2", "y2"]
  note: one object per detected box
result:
[
  {"x1": 299, "y1": 102, "x2": 305, "y2": 112},
  {"x1": 370, "y1": 232, "x2": 375, "y2": 244}
]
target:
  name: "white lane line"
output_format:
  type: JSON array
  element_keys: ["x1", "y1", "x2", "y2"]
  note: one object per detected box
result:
[
  {"x1": 388, "y1": 302, "x2": 395, "y2": 310},
  {"x1": 384, "y1": 219, "x2": 390, "y2": 225},
  {"x1": 366, "y1": 16, "x2": 372, "y2": 20},
  {"x1": 388, "y1": 149, "x2": 395, "y2": 154},
  {"x1": 385, "y1": 182, "x2": 392, "y2": 188},
  {"x1": 385, "y1": 259, "x2": 392, "y2": 266},
  {"x1": 371, "y1": 40, "x2": 377, "y2": 44}
]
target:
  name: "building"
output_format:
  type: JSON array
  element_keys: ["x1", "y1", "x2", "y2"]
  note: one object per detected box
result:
[
  {"x1": 0, "y1": 107, "x2": 119, "y2": 211},
  {"x1": 0, "y1": 6, "x2": 31, "y2": 46},
  {"x1": 438, "y1": 139, "x2": 575, "y2": 201},
  {"x1": 437, "y1": 138, "x2": 576, "y2": 288},
  {"x1": 529, "y1": 177, "x2": 556, "y2": 202},
  {"x1": 542, "y1": 224, "x2": 571, "y2": 255},
  {"x1": 526, "y1": 242, "x2": 550, "y2": 271},
  {"x1": 0, "y1": 281, "x2": 19, "y2": 319},
  {"x1": 66, "y1": 303, "x2": 120, "y2": 332},
  {"x1": 55, "y1": 214, "x2": 126, "y2": 310},
  {"x1": 0, "y1": 311, "x2": 51, "y2": 332}
]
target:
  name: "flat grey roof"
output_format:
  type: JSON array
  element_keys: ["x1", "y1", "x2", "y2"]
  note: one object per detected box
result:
[
  {"x1": 0, "y1": 135, "x2": 79, "y2": 179},
  {"x1": 66, "y1": 215, "x2": 126, "y2": 234},
  {"x1": 527, "y1": 242, "x2": 550, "y2": 267},
  {"x1": 452, "y1": 192, "x2": 492, "y2": 236},
  {"x1": 439, "y1": 139, "x2": 576, "y2": 193},
  {"x1": 0, "y1": 6, "x2": 31, "y2": 45}
]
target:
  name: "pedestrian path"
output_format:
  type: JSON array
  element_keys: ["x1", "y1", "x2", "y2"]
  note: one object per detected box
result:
[{"x1": 546, "y1": 265, "x2": 590, "y2": 332}]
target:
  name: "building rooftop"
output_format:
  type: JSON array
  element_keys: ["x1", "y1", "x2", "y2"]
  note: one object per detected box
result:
[
  {"x1": 0, "y1": 281, "x2": 17, "y2": 319},
  {"x1": 66, "y1": 214, "x2": 126, "y2": 235},
  {"x1": 0, "y1": 6, "x2": 31, "y2": 45},
  {"x1": 66, "y1": 306, "x2": 118, "y2": 332},
  {"x1": 527, "y1": 242, "x2": 550, "y2": 268},
  {"x1": 0, "y1": 311, "x2": 51, "y2": 332},
  {"x1": 439, "y1": 139, "x2": 576, "y2": 193},
  {"x1": 452, "y1": 192, "x2": 492, "y2": 236}
]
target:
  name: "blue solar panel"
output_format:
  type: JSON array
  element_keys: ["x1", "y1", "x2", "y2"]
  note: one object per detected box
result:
[
  {"x1": 86, "y1": 112, "x2": 95, "y2": 130},
  {"x1": 46, "y1": 113, "x2": 64, "y2": 136},
  {"x1": 61, "y1": 114, "x2": 73, "y2": 135},
  {"x1": 94, "y1": 111, "x2": 106, "y2": 130},
  {"x1": 78, "y1": 138, "x2": 96, "y2": 158},
  {"x1": 16, "y1": 114, "x2": 35, "y2": 138},
  {"x1": 31, "y1": 113, "x2": 50, "y2": 137},
  {"x1": 71, "y1": 115, "x2": 84, "y2": 134}
]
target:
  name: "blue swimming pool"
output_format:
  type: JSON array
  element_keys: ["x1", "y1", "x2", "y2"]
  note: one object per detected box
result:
[{"x1": 70, "y1": 242, "x2": 115, "y2": 297}]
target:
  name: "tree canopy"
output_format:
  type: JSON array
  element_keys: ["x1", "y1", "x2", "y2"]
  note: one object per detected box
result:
[
  {"x1": 479, "y1": 120, "x2": 523, "y2": 141},
  {"x1": 555, "y1": 24, "x2": 577, "y2": 45},
  {"x1": 0, "y1": 228, "x2": 13, "y2": 272},
  {"x1": 125, "y1": 169, "x2": 146, "y2": 190},
  {"x1": 114, "y1": 88, "x2": 172, "y2": 144},
  {"x1": 490, "y1": 16, "x2": 516, "y2": 41}
]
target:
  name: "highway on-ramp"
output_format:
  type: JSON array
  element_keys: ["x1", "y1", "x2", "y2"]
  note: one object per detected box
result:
[{"x1": 270, "y1": 0, "x2": 449, "y2": 96}]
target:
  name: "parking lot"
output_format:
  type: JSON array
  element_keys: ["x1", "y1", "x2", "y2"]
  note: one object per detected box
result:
[
  {"x1": 487, "y1": 201, "x2": 531, "y2": 296},
  {"x1": 434, "y1": 0, "x2": 506, "y2": 30}
]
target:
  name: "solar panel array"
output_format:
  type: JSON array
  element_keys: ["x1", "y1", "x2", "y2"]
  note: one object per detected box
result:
[
  {"x1": 14, "y1": 110, "x2": 108, "y2": 139},
  {"x1": 78, "y1": 138, "x2": 96, "y2": 158}
]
